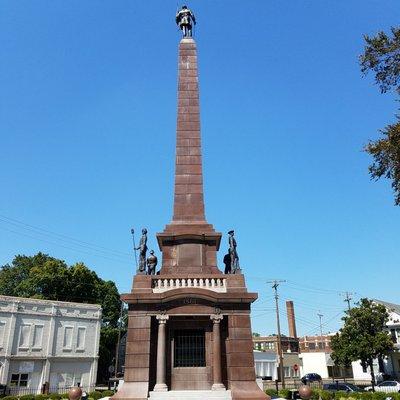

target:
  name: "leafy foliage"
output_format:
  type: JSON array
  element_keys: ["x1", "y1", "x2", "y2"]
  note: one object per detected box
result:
[
  {"x1": 331, "y1": 298, "x2": 394, "y2": 387},
  {"x1": 360, "y1": 27, "x2": 400, "y2": 94},
  {"x1": 360, "y1": 27, "x2": 400, "y2": 205},
  {"x1": 365, "y1": 120, "x2": 400, "y2": 205},
  {"x1": 278, "y1": 389, "x2": 292, "y2": 400},
  {"x1": 0, "y1": 253, "x2": 124, "y2": 383}
]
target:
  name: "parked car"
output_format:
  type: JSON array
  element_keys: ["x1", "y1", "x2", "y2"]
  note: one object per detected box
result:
[
  {"x1": 301, "y1": 373, "x2": 322, "y2": 384},
  {"x1": 365, "y1": 381, "x2": 400, "y2": 393},
  {"x1": 323, "y1": 383, "x2": 362, "y2": 392}
]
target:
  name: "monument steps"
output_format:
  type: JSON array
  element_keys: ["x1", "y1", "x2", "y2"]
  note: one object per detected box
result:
[{"x1": 148, "y1": 390, "x2": 232, "y2": 400}]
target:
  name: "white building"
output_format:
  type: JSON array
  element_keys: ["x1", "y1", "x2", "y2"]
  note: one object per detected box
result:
[
  {"x1": 0, "y1": 295, "x2": 102, "y2": 394},
  {"x1": 254, "y1": 351, "x2": 278, "y2": 380}
]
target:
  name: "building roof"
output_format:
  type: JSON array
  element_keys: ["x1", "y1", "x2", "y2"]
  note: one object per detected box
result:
[
  {"x1": 0, "y1": 294, "x2": 101, "y2": 310},
  {"x1": 374, "y1": 299, "x2": 400, "y2": 316}
]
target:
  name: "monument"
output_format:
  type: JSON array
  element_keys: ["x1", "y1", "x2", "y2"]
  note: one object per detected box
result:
[{"x1": 113, "y1": 9, "x2": 268, "y2": 400}]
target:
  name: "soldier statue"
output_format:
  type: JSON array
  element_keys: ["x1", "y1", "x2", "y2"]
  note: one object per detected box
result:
[
  {"x1": 175, "y1": 5, "x2": 196, "y2": 38},
  {"x1": 228, "y1": 230, "x2": 240, "y2": 273},
  {"x1": 135, "y1": 228, "x2": 148, "y2": 274},
  {"x1": 223, "y1": 250, "x2": 231, "y2": 274},
  {"x1": 146, "y1": 250, "x2": 158, "y2": 275}
]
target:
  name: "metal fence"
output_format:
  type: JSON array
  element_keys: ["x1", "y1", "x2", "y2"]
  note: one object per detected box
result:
[
  {"x1": 5, "y1": 385, "x2": 98, "y2": 396},
  {"x1": 261, "y1": 378, "x2": 373, "y2": 391}
]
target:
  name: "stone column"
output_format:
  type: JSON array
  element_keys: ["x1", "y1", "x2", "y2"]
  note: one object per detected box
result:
[
  {"x1": 210, "y1": 314, "x2": 225, "y2": 390},
  {"x1": 154, "y1": 314, "x2": 169, "y2": 392}
]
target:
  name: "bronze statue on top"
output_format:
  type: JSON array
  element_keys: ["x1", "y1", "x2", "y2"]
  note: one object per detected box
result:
[
  {"x1": 135, "y1": 228, "x2": 148, "y2": 274},
  {"x1": 146, "y1": 250, "x2": 158, "y2": 275},
  {"x1": 175, "y1": 5, "x2": 196, "y2": 38},
  {"x1": 228, "y1": 230, "x2": 241, "y2": 274}
]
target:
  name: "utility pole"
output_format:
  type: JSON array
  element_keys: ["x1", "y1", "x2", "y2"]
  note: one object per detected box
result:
[
  {"x1": 268, "y1": 280, "x2": 286, "y2": 389},
  {"x1": 341, "y1": 292, "x2": 354, "y2": 311},
  {"x1": 317, "y1": 312, "x2": 324, "y2": 350}
]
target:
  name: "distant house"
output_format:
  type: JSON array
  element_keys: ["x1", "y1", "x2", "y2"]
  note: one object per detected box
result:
[
  {"x1": 299, "y1": 334, "x2": 352, "y2": 379},
  {"x1": 0, "y1": 295, "x2": 102, "y2": 394},
  {"x1": 253, "y1": 335, "x2": 301, "y2": 380},
  {"x1": 350, "y1": 299, "x2": 400, "y2": 381}
]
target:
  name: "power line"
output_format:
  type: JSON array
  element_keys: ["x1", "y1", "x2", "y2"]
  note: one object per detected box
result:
[
  {"x1": 0, "y1": 213, "x2": 132, "y2": 259},
  {"x1": 0, "y1": 225, "x2": 131, "y2": 266}
]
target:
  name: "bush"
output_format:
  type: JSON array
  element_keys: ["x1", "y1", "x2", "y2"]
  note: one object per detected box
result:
[
  {"x1": 2, "y1": 396, "x2": 18, "y2": 400},
  {"x1": 20, "y1": 395, "x2": 36, "y2": 400},
  {"x1": 265, "y1": 389, "x2": 278, "y2": 397},
  {"x1": 100, "y1": 391, "x2": 114, "y2": 397},
  {"x1": 278, "y1": 389, "x2": 292, "y2": 400},
  {"x1": 34, "y1": 395, "x2": 49, "y2": 400},
  {"x1": 60, "y1": 393, "x2": 69, "y2": 399},
  {"x1": 316, "y1": 390, "x2": 334, "y2": 400},
  {"x1": 360, "y1": 392, "x2": 374, "y2": 400},
  {"x1": 335, "y1": 391, "x2": 350, "y2": 400},
  {"x1": 89, "y1": 392, "x2": 103, "y2": 400},
  {"x1": 48, "y1": 394, "x2": 61, "y2": 400},
  {"x1": 371, "y1": 393, "x2": 389, "y2": 400}
]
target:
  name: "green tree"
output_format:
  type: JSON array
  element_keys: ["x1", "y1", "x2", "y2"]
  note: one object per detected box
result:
[
  {"x1": 360, "y1": 27, "x2": 400, "y2": 205},
  {"x1": 0, "y1": 253, "x2": 124, "y2": 383},
  {"x1": 331, "y1": 298, "x2": 394, "y2": 390}
]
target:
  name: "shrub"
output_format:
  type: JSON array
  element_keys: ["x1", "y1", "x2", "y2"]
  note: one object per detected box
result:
[
  {"x1": 34, "y1": 395, "x2": 49, "y2": 400},
  {"x1": 335, "y1": 391, "x2": 350, "y2": 400},
  {"x1": 265, "y1": 389, "x2": 278, "y2": 397},
  {"x1": 2, "y1": 396, "x2": 18, "y2": 400},
  {"x1": 317, "y1": 390, "x2": 334, "y2": 400},
  {"x1": 20, "y1": 395, "x2": 36, "y2": 400},
  {"x1": 48, "y1": 394, "x2": 61, "y2": 400},
  {"x1": 89, "y1": 392, "x2": 103, "y2": 400},
  {"x1": 278, "y1": 389, "x2": 292, "y2": 400},
  {"x1": 100, "y1": 391, "x2": 114, "y2": 397},
  {"x1": 60, "y1": 393, "x2": 69, "y2": 399},
  {"x1": 372, "y1": 393, "x2": 389, "y2": 400},
  {"x1": 360, "y1": 392, "x2": 373, "y2": 400}
]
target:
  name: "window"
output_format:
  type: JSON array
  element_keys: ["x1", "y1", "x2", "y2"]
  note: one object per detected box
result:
[
  {"x1": 62, "y1": 373, "x2": 82, "y2": 387},
  {"x1": 32, "y1": 325, "x2": 44, "y2": 349},
  {"x1": 76, "y1": 327, "x2": 86, "y2": 350},
  {"x1": 284, "y1": 367, "x2": 291, "y2": 378},
  {"x1": 10, "y1": 373, "x2": 29, "y2": 387},
  {"x1": 174, "y1": 329, "x2": 205, "y2": 367},
  {"x1": 391, "y1": 329, "x2": 397, "y2": 343},
  {"x1": 0, "y1": 322, "x2": 5, "y2": 348},
  {"x1": 19, "y1": 324, "x2": 31, "y2": 349},
  {"x1": 308, "y1": 343, "x2": 316, "y2": 350},
  {"x1": 63, "y1": 326, "x2": 73, "y2": 350}
]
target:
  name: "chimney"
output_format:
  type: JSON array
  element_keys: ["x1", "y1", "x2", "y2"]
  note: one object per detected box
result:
[{"x1": 286, "y1": 300, "x2": 297, "y2": 338}]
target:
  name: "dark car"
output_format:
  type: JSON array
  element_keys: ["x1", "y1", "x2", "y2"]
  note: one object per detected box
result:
[
  {"x1": 301, "y1": 373, "x2": 322, "y2": 384},
  {"x1": 323, "y1": 383, "x2": 362, "y2": 393}
]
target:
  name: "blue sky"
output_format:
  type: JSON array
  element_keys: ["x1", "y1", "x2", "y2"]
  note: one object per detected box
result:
[{"x1": 1, "y1": 1, "x2": 399, "y2": 337}]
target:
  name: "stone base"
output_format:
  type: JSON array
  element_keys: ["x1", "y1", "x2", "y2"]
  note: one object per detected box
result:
[
  {"x1": 230, "y1": 382, "x2": 269, "y2": 400},
  {"x1": 153, "y1": 384, "x2": 168, "y2": 392},
  {"x1": 212, "y1": 383, "x2": 226, "y2": 391},
  {"x1": 148, "y1": 390, "x2": 232, "y2": 400},
  {"x1": 111, "y1": 382, "x2": 149, "y2": 400}
]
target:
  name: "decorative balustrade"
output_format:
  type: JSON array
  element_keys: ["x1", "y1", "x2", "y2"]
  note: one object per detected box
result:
[{"x1": 152, "y1": 276, "x2": 227, "y2": 293}]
